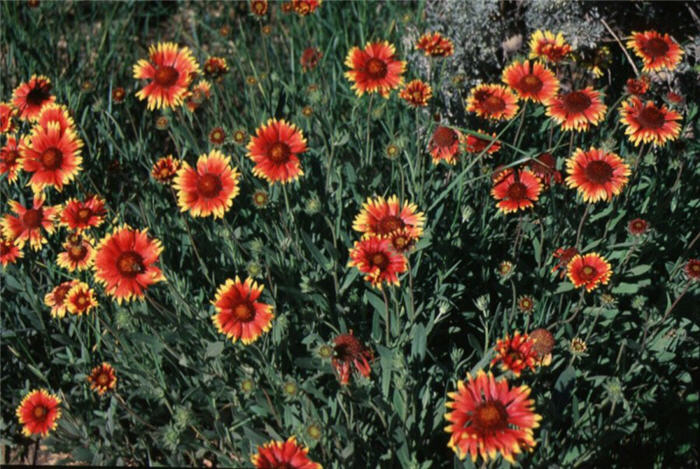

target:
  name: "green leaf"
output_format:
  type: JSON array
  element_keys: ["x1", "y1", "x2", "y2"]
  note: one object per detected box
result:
[{"x1": 205, "y1": 341, "x2": 224, "y2": 358}]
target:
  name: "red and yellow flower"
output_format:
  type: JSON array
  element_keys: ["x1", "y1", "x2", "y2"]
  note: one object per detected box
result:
[
  {"x1": 16, "y1": 389, "x2": 61, "y2": 437},
  {"x1": 626, "y1": 76, "x2": 649, "y2": 96},
  {"x1": 565, "y1": 147, "x2": 630, "y2": 203},
  {"x1": 344, "y1": 41, "x2": 406, "y2": 98},
  {"x1": 203, "y1": 56, "x2": 229, "y2": 78},
  {"x1": 247, "y1": 119, "x2": 308, "y2": 184},
  {"x1": 300, "y1": 47, "x2": 323, "y2": 72},
  {"x1": 445, "y1": 370, "x2": 541, "y2": 463},
  {"x1": 1, "y1": 135, "x2": 24, "y2": 183},
  {"x1": 399, "y1": 79, "x2": 432, "y2": 107},
  {"x1": 0, "y1": 102, "x2": 16, "y2": 133},
  {"x1": 251, "y1": 436, "x2": 321, "y2": 469},
  {"x1": 184, "y1": 80, "x2": 211, "y2": 112},
  {"x1": 348, "y1": 237, "x2": 407, "y2": 289},
  {"x1": 93, "y1": 225, "x2": 165, "y2": 303},
  {"x1": 250, "y1": 0, "x2": 268, "y2": 16},
  {"x1": 174, "y1": 150, "x2": 241, "y2": 218},
  {"x1": 36, "y1": 104, "x2": 76, "y2": 133},
  {"x1": 21, "y1": 121, "x2": 83, "y2": 192},
  {"x1": 466, "y1": 84, "x2": 519, "y2": 121},
  {"x1": 389, "y1": 227, "x2": 417, "y2": 253},
  {"x1": 151, "y1": 155, "x2": 181, "y2": 183},
  {"x1": 415, "y1": 32, "x2": 454, "y2": 57},
  {"x1": 292, "y1": 0, "x2": 321, "y2": 16},
  {"x1": 529, "y1": 30, "x2": 572, "y2": 63},
  {"x1": 56, "y1": 234, "x2": 94, "y2": 271},
  {"x1": 12, "y1": 75, "x2": 56, "y2": 121},
  {"x1": 464, "y1": 130, "x2": 500, "y2": 156},
  {"x1": 685, "y1": 259, "x2": 700, "y2": 281},
  {"x1": 353, "y1": 195, "x2": 425, "y2": 239},
  {"x1": 1, "y1": 194, "x2": 59, "y2": 250},
  {"x1": 332, "y1": 330, "x2": 373, "y2": 385},
  {"x1": 627, "y1": 218, "x2": 648, "y2": 235},
  {"x1": 65, "y1": 281, "x2": 98, "y2": 315},
  {"x1": 545, "y1": 87, "x2": 606, "y2": 132},
  {"x1": 211, "y1": 276, "x2": 274, "y2": 345},
  {"x1": 491, "y1": 169, "x2": 542, "y2": 214},
  {"x1": 627, "y1": 30, "x2": 683, "y2": 72},
  {"x1": 491, "y1": 331, "x2": 538, "y2": 377},
  {"x1": 429, "y1": 126, "x2": 462, "y2": 165},
  {"x1": 208, "y1": 126, "x2": 226, "y2": 145},
  {"x1": 0, "y1": 233, "x2": 23, "y2": 267},
  {"x1": 619, "y1": 97, "x2": 681, "y2": 147},
  {"x1": 60, "y1": 195, "x2": 106, "y2": 232},
  {"x1": 567, "y1": 253, "x2": 612, "y2": 291},
  {"x1": 133, "y1": 42, "x2": 200, "y2": 110},
  {"x1": 45, "y1": 280, "x2": 79, "y2": 318},
  {"x1": 87, "y1": 363, "x2": 117, "y2": 395},
  {"x1": 502, "y1": 60, "x2": 558, "y2": 103}
]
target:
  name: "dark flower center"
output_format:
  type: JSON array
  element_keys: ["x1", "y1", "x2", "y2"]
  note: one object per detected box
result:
[
  {"x1": 365, "y1": 58, "x2": 388, "y2": 80},
  {"x1": 97, "y1": 373, "x2": 109, "y2": 385},
  {"x1": 690, "y1": 263, "x2": 700, "y2": 274},
  {"x1": 471, "y1": 400, "x2": 508, "y2": 432},
  {"x1": 637, "y1": 106, "x2": 665, "y2": 129},
  {"x1": 76, "y1": 295, "x2": 88, "y2": 307},
  {"x1": 5, "y1": 150, "x2": 19, "y2": 164},
  {"x1": 22, "y1": 209, "x2": 42, "y2": 228},
  {"x1": 563, "y1": 91, "x2": 592, "y2": 113},
  {"x1": 584, "y1": 160, "x2": 613, "y2": 184},
  {"x1": 334, "y1": 335, "x2": 363, "y2": 361},
  {"x1": 507, "y1": 182, "x2": 528, "y2": 200},
  {"x1": 197, "y1": 173, "x2": 223, "y2": 198},
  {"x1": 519, "y1": 74, "x2": 543, "y2": 93},
  {"x1": 370, "y1": 252, "x2": 389, "y2": 270},
  {"x1": 631, "y1": 221, "x2": 645, "y2": 232},
  {"x1": 379, "y1": 215, "x2": 404, "y2": 234},
  {"x1": 643, "y1": 37, "x2": 670, "y2": 58},
  {"x1": 233, "y1": 302, "x2": 254, "y2": 322},
  {"x1": 53, "y1": 284, "x2": 71, "y2": 303},
  {"x1": 41, "y1": 147, "x2": 63, "y2": 170},
  {"x1": 33, "y1": 406, "x2": 47, "y2": 420},
  {"x1": 154, "y1": 66, "x2": 179, "y2": 87},
  {"x1": 432, "y1": 127, "x2": 457, "y2": 147},
  {"x1": 77, "y1": 208, "x2": 92, "y2": 222},
  {"x1": 0, "y1": 241, "x2": 10, "y2": 255},
  {"x1": 393, "y1": 236, "x2": 408, "y2": 249},
  {"x1": 580, "y1": 265, "x2": 597, "y2": 280},
  {"x1": 69, "y1": 245, "x2": 87, "y2": 260},
  {"x1": 26, "y1": 84, "x2": 51, "y2": 106},
  {"x1": 269, "y1": 142, "x2": 291, "y2": 163},
  {"x1": 116, "y1": 251, "x2": 145, "y2": 277},
  {"x1": 482, "y1": 95, "x2": 506, "y2": 113}
]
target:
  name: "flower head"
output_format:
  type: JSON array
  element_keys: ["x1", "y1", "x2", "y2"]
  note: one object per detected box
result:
[
  {"x1": 0, "y1": 102, "x2": 17, "y2": 133},
  {"x1": 619, "y1": 97, "x2": 681, "y2": 147},
  {"x1": 247, "y1": 119, "x2": 308, "y2": 184},
  {"x1": 466, "y1": 84, "x2": 519, "y2": 121},
  {"x1": 627, "y1": 30, "x2": 683, "y2": 72},
  {"x1": 56, "y1": 234, "x2": 95, "y2": 271},
  {"x1": 133, "y1": 42, "x2": 200, "y2": 110},
  {"x1": 292, "y1": 0, "x2": 321, "y2": 16},
  {"x1": 16, "y1": 389, "x2": 61, "y2": 437},
  {"x1": 65, "y1": 281, "x2": 98, "y2": 315},
  {"x1": 491, "y1": 169, "x2": 542, "y2": 214},
  {"x1": 415, "y1": 32, "x2": 454, "y2": 57},
  {"x1": 59, "y1": 195, "x2": 106, "y2": 232},
  {"x1": 212, "y1": 276, "x2": 274, "y2": 345},
  {"x1": 684, "y1": 259, "x2": 700, "y2": 281},
  {"x1": 300, "y1": 47, "x2": 323, "y2": 72},
  {"x1": 203, "y1": 56, "x2": 229, "y2": 78},
  {"x1": 627, "y1": 218, "x2": 648, "y2": 236},
  {"x1": 551, "y1": 246, "x2": 578, "y2": 279},
  {"x1": 529, "y1": 328, "x2": 554, "y2": 366},
  {"x1": 567, "y1": 253, "x2": 612, "y2": 292},
  {"x1": 626, "y1": 76, "x2": 649, "y2": 96},
  {"x1": 251, "y1": 436, "x2": 321, "y2": 469},
  {"x1": 464, "y1": 130, "x2": 500, "y2": 156},
  {"x1": 545, "y1": 87, "x2": 606, "y2": 132},
  {"x1": 12, "y1": 75, "x2": 56, "y2": 121},
  {"x1": 528, "y1": 152, "x2": 562, "y2": 187},
  {"x1": 332, "y1": 330, "x2": 373, "y2": 385},
  {"x1": 353, "y1": 195, "x2": 425, "y2": 240},
  {"x1": 1, "y1": 135, "x2": 25, "y2": 183},
  {"x1": 502, "y1": 60, "x2": 559, "y2": 103},
  {"x1": 94, "y1": 225, "x2": 165, "y2": 303},
  {"x1": 151, "y1": 155, "x2": 181, "y2": 183},
  {"x1": 529, "y1": 30, "x2": 572, "y2": 63},
  {"x1": 491, "y1": 331, "x2": 538, "y2": 376},
  {"x1": 21, "y1": 120, "x2": 83, "y2": 192},
  {"x1": 399, "y1": 79, "x2": 432, "y2": 107},
  {"x1": 565, "y1": 147, "x2": 630, "y2": 203},
  {"x1": 429, "y1": 126, "x2": 462, "y2": 164},
  {"x1": 445, "y1": 370, "x2": 541, "y2": 463},
  {"x1": 88, "y1": 363, "x2": 117, "y2": 395},
  {"x1": 345, "y1": 41, "x2": 406, "y2": 98},
  {"x1": 174, "y1": 150, "x2": 241, "y2": 218},
  {"x1": 348, "y1": 237, "x2": 407, "y2": 289},
  {"x1": 0, "y1": 233, "x2": 23, "y2": 267},
  {"x1": 44, "y1": 280, "x2": 79, "y2": 318},
  {"x1": 1, "y1": 194, "x2": 59, "y2": 250}
]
